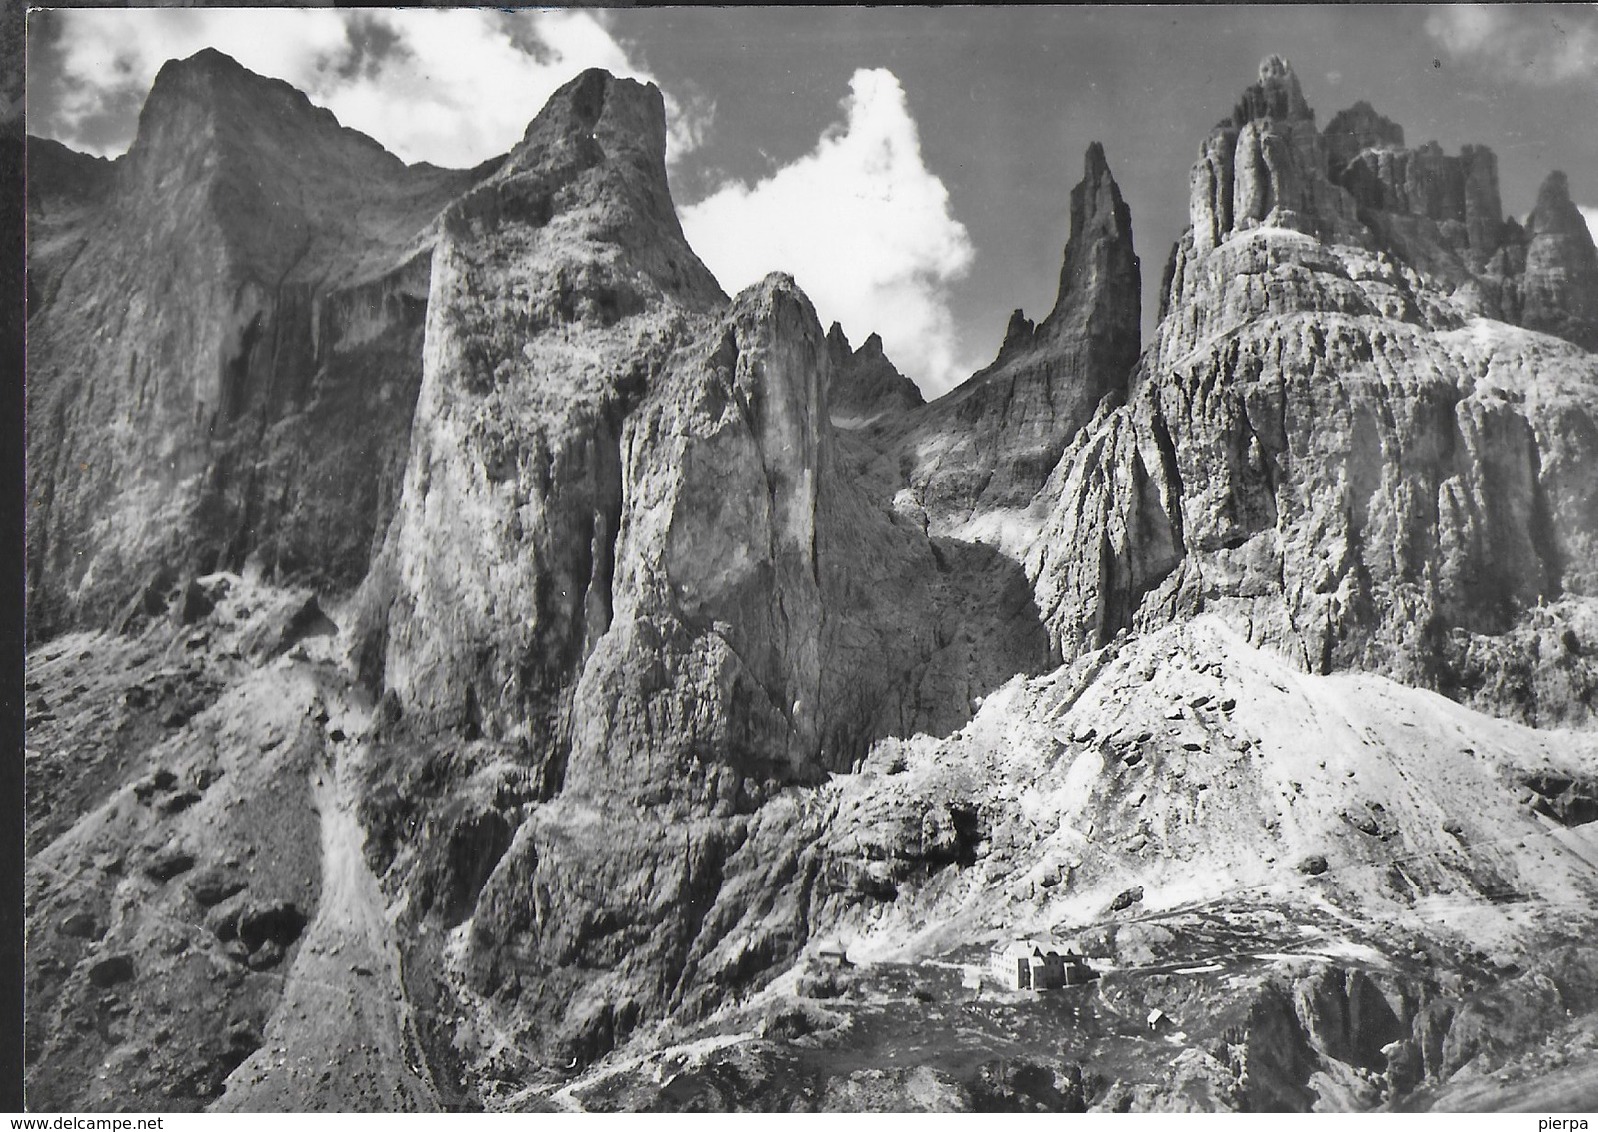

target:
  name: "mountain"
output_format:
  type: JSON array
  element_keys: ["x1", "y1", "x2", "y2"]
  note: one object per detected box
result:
[
  {"x1": 23, "y1": 52, "x2": 1598, "y2": 1112},
  {"x1": 854, "y1": 140, "x2": 1142, "y2": 554},
  {"x1": 824, "y1": 323, "x2": 925, "y2": 427},
  {"x1": 1030, "y1": 56, "x2": 1598, "y2": 725},
  {"x1": 25, "y1": 49, "x2": 494, "y2": 640}
]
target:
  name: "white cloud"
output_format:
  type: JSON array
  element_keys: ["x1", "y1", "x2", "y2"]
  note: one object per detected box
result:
[
  {"x1": 1582, "y1": 206, "x2": 1598, "y2": 245},
  {"x1": 1425, "y1": 5, "x2": 1598, "y2": 87},
  {"x1": 680, "y1": 69, "x2": 978, "y2": 396},
  {"x1": 42, "y1": 9, "x2": 711, "y2": 168}
]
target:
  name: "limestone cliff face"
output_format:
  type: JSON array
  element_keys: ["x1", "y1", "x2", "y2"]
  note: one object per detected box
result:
[
  {"x1": 868, "y1": 143, "x2": 1141, "y2": 547},
  {"x1": 1031, "y1": 56, "x2": 1598, "y2": 724},
  {"x1": 1186, "y1": 56, "x2": 1367, "y2": 257},
  {"x1": 551, "y1": 276, "x2": 1049, "y2": 812},
  {"x1": 359, "y1": 70, "x2": 1050, "y2": 803},
  {"x1": 347, "y1": 84, "x2": 1051, "y2": 1059},
  {"x1": 354, "y1": 270, "x2": 1045, "y2": 1075},
  {"x1": 353, "y1": 70, "x2": 726, "y2": 785},
  {"x1": 560, "y1": 278, "x2": 838, "y2": 808},
  {"x1": 25, "y1": 49, "x2": 487, "y2": 638}
]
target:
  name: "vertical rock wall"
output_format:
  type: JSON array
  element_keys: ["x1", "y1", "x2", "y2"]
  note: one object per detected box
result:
[
  {"x1": 24, "y1": 50, "x2": 484, "y2": 637},
  {"x1": 1029, "y1": 56, "x2": 1598, "y2": 723},
  {"x1": 357, "y1": 71, "x2": 726, "y2": 787}
]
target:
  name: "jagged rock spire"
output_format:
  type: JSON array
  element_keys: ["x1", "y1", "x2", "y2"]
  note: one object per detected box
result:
[
  {"x1": 1045, "y1": 140, "x2": 1141, "y2": 355},
  {"x1": 1323, "y1": 101, "x2": 1405, "y2": 173},
  {"x1": 1520, "y1": 170, "x2": 1598, "y2": 350},
  {"x1": 1227, "y1": 54, "x2": 1313, "y2": 127},
  {"x1": 825, "y1": 322, "x2": 925, "y2": 424},
  {"x1": 881, "y1": 142, "x2": 1141, "y2": 538}
]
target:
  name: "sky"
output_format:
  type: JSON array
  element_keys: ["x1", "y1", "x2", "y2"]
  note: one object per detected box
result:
[{"x1": 25, "y1": 5, "x2": 1598, "y2": 397}]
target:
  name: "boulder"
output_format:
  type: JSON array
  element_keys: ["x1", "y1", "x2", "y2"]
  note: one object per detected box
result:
[
  {"x1": 187, "y1": 868, "x2": 246, "y2": 908},
  {"x1": 1299, "y1": 855, "x2": 1330, "y2": 876},
  {"x1": 87, "y1": 954, "x2": 135, "y2": 987},
  {"x1": 173, "y1": 579, "x2": 216, "y2": 626},
  {"x1": 58, "y1": 911, "x2": 103, "y2": 940},
  {"x1": 240, "y1": 594, "x2": 338, "y2": 662},
  {"x1": 1109, "y1": 885, "x2": 1144, "y2": 911},
  {"x1": 144, "y1": 846, "x2": 196, "y2": 882}
]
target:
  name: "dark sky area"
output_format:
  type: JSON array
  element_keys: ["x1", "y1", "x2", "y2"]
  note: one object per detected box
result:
[
  {"x1": 26, "y1": 5, "x2": 1598, "y2": 393},
  {"x1": 609, "y1": 5, "x2": 1598, "y2": 369}
]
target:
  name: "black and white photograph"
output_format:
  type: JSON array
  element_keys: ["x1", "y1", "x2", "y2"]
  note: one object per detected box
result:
[{"x1": 16, "y1": 3, "x2": 1598, "y2": 1114}]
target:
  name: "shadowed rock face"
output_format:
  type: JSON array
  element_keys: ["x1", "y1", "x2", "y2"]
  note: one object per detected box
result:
[
  {"x1": 863, "y1": 142, "x2": 1142, "y2": 549},
  {"x1": 328, "y1": 69, "x2": 1051, "y2": 1063},
  {"x1": 561, "y1": 277, "x2": 841, "y2": 808},
  {"x1": 554, "y1": 275, "x2": 1050, "y2": 813},
  {"x1": 25, "y1": 49, "x2": 493, "y2": 639},
  {"x1": 1322, "y1": 101, "x2": 1405, "y2": 174},
  {"x1": 1030, "y1": 55, "x2": 1598, "y2": 724},
  {"x1": 825, "y1": 323, "x2": 925, "y2": 426},
  {"x1": 353, "y1": 69, "x2": 1051, "y2": 808}
]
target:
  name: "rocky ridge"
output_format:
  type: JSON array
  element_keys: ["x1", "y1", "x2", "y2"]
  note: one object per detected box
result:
[{"x1": 1028, "y1": 56, "x2": 1598, "y2": 725}]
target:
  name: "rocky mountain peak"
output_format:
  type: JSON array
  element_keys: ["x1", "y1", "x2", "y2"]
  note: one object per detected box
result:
[
  {"x1": 1081, "y1": 137, "x2": 1111, "y2": 179},
  {"x1": 998, "y1": 308, "x2": 1036, "y2": 351},
  {"x1": 127, "y1": 48, "x2": 399, "y2": 188},
  {"x1": 1525, "y1": 169, "x2": 1598, "y2": 261},
  {"x1": 1046, "y1": 140, "x2": 1140, "y2": 342},
  {"x1": 825, "y1": 324, "x2": 924, "y2": 425},
  {"x1": 1519, "y1": 168, "x2": 1598, "y2": 350},
  {"x1": 109, "y1": 50, "x2": 482, "y2": 297},
  {"x1": 1228, "y1": 53, "x2": 1313, "y2": 127},
  {"x1": 25, "y1": 136, "x2": 113, "y2": 217},
  {"x1": 1045, "y1": 51, "x2": 1598, "y2": 723},
  {"x1": 24, "y1": 50, "x2": 489, "y2": 637},
  {"x1": 1176, "y1": 50, "x2": 1598, "y2": 312},
  {"x1": 1530, "y1": 169, "x2": 1585, "y2": 232},
  {"x1": 1187, "y1": 55, "x2": 1360, "y2": 254},
  {"x1": 354, "y1": 65, "x2": 725, "y2": 755},
  {"x1": 974, "y1": 142, "x2": 1138, "y2": 361},
  {"x1": 465, "y1": 68, "x2": 722, "y2": 315},
  {"x1": 25, "y1": 49, "x2": 1598, "y2": 1114},
  {"x1": 500, "y1": 68, "x2": 671, "y2": 181},
  {"x1": 1323, "y1": 100, "x2": 1405, "y2": 172},
  {"x1": 867, "y1": 142, "x2": 1140, "y2": 544},
  {"x1": 141, "y1": 45, "x2": 255, "y2": 109}
]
